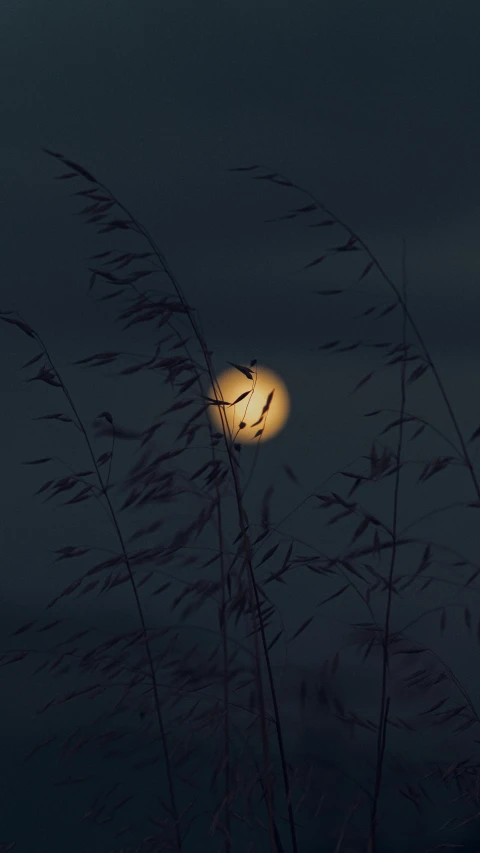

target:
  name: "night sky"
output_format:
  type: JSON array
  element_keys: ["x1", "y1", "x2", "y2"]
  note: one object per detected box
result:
[{"x1": 2, "y1": 2, "x2": 480, "y2": 851}]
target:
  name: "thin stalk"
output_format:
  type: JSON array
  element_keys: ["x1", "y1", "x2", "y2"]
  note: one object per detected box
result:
[
  {"x1": 369, "y1": 238, "x2": 408, "y2": 853},
  {"x1": 42, "y1": 150, "x2": 298, "y2": 853},
  {"x1": 29, "y1": 328, "x2": 183, "y2": 852},
  {"x1": 215, "y1": 491, "x2": 232, "y2": 853},
  {"x1": 86, "y1": 166, "x2": 298, "y2": 853},
  {"x1": 234, "y1": 164, "x2": 480, "y2": 501},
  {"x1": 217, "y1": 407, "x2": 296, "y2": 853}
]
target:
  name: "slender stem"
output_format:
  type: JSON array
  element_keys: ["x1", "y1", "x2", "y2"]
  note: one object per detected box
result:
[
  {"x1": 39, "y1": 151, "x2": 298, "y2": 851},
  {"x1": 215, "y1": 491, "x2": 232, "y2": 853},
  {"x1": 240, "y1": 165, "x2": 480, "y2": 500},
  {"x1": 91, "y1": 170, "x2": 298, "y2": 853},
  {"x1": 369, "y1": 238, "x2": 408, "y2": 853},
  {"x1": 32, "y1": 330, "x2": 183, "y2": 851}
]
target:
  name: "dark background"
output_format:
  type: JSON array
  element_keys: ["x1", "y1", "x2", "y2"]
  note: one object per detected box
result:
[{"x1": 1, "y1": 1, "x2": 480, "y2": 850}]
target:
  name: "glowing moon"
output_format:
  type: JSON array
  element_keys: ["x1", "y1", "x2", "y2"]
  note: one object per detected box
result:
[{"x1": 208, "y1": 364, "x2": 290, "y2": 444}]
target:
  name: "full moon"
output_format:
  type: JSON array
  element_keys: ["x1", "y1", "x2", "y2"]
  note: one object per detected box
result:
[{"x1": 207, "y1": 364, "x2": 290, "y2": 444}]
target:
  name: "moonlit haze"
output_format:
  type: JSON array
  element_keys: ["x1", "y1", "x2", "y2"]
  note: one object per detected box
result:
[
  {"x1": 2, "y1": 1, "x2": 480, "y2": 849},
  {"x1": 208, "y1": 364, "x2": 290, "y2": 443}
]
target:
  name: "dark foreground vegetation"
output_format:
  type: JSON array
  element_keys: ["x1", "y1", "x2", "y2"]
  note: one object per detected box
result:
[{"x1": 2, "y1": 150, "x2": 480, "y2": 852}]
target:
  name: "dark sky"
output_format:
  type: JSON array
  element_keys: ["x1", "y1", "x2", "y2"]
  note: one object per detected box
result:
[{"x1": 2, "y1": 1, "x2": 480, "y2": 851}]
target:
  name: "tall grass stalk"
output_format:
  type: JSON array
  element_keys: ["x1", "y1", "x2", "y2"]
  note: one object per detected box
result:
[{"x1": 2, "y1": 152, "x2": 480, "y2": 853}]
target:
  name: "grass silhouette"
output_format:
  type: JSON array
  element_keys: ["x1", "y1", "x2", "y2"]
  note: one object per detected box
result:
[{"x1": 2, "y1": 150, "x2": 480, "y2": 852}]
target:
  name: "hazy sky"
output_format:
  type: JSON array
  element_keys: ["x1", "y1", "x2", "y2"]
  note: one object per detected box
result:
[{"x1": 2, "y1": 1, "x2": 480, "y2": 850}]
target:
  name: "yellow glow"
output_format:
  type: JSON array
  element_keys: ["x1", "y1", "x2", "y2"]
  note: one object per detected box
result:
[{"x1": 208, "y1": 364, "x2": 290, "y2": 444}]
